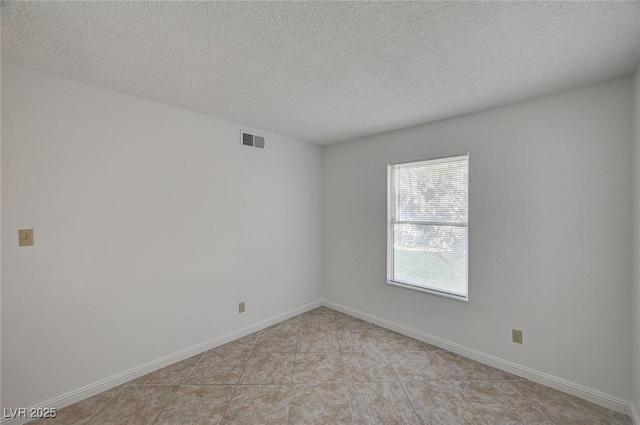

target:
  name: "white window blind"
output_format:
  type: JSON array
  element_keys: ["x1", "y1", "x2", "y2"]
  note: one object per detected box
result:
[{"x1": 387, "y1": 153, "x2": 469, "y2": 300}]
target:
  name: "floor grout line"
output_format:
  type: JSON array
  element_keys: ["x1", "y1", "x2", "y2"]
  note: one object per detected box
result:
[
  {"x1": 149, "y1": 386, "x2": 181, "y2": 425},
  {"x1": 396, "y1": 380, "x2": 427, "y2": 425},
  {"x1": 218, "y1": 333, "x2": 258, "y2": 424},
  {"x1": 337, "y1": 321, "x2": 357, "y2": 425},
  {"x1": 502, "y1": 380, "x2": 558, "y2": 425},
  {"x1": 77, "y1": 384, "x2": 124, "y2": 425},
  {"x1": 284, "y1": 319, "x2": 302, "y2": 425},
  {"x1": 387, "y1": 348, "x2": 426, "y2": 425},
  {"x1": 176, "y1": 351, "x2": 206, "y2": 386}
]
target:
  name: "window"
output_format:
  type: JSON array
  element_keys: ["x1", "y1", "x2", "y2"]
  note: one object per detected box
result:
[{"x1": 387, "y1": 153, "x2": 469, "y2": 300}]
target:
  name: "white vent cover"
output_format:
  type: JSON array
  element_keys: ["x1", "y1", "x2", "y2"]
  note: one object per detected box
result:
[{"x1": 241, "y1": 131, "x2": 265, "y2": 149}]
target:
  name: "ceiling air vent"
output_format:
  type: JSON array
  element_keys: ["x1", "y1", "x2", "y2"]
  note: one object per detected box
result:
[{"x1": 241, "y1": 131, "x2": 265, "y2": 149}]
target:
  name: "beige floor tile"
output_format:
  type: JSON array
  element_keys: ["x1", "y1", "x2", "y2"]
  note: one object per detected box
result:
[
  {"x1": 260, "y1": 317, "x2": 300, "y2": 337},
  {"x1": 430, "y1": 351, "x2": 502, "y2": 381},
  {"x1": 47, "y1": 309, "x2": 630, "y2": 425},
  {"x1": 348, "y1": 382, "x2": 419, "y2": 425},
  {"x1": 332, "y1": 312, "x2": 353, "y2": 321},
  {"x1": 334, "y1": 315, "x2": 372, "y2": 333},
  {"x1": 100, "y1": 384, "x2": 127, "y2": 398},
  {"x1": 239, "y1": 352, "x2": 295, "y2": 384},
  {"x1": 387, "y1": 351, "x2": 441, "y2": 381},
  {"x1": 421, "y1": 341, "x2": 444, "y2": 351},
  {"x1": 154, "y1": 385, "x2": 234, "y2": 425},
  {"x1": 297, "y1": 331, "x2": 340, "y2": 353},
  {"x1": 491, "y1": 367, "x2": 528, "y2": 381},
  {"x1": 27, "y1": 391, "x2": 117, "y2": 425},
  {"x1": 86, "y1": 385, "x2": 176, "y2": 425},
  {"x1": 133, "y1": 354, "x2": 202, "y2": 385},
  {"x1": 368, "y1": 326, "x2": 400, "y2": 338},
  {"x1": 508, "y1": 380, "x2": 631, "y2": 425},
  {"x1": 293, "y1": 353, "x2": 345, "y2": 383},
  {"x1": 459, "y1": 381, "x2": 552, "y2": 425},
  {"x1": 299, "y1": 315, "x2": 335, "y2": 332},
  {"x1": 375, "y1": 332, "x2": 428, "y2": 353},
  {"x1": 341, "y1": 351, "x2": 398, "y2": 382},
  {"x1": 209, "y1": 333, "x2": 258, "y2": 354},
  {"x1": 288, "y1": 383, "x2": 352, "y2": 425},
  {"x1": 221, "y1": 385, "x2": 290, "y2": 425},
  {"x1": 335, "y1": 328, "x2": 376, "y2": 338},
  {"x1": 303, "y1": 306, "x2": 335, "y2": 317},
  {"x1": 608, "y1": 410, "x2": 634, "y2": 425},
  {"x1": 185, "y1": 351, "x2": 248, "y2": 384},
  {"x1": 253, "y1": 333, "x2": 298, "y2": 353},
  {"x1": 337, "y1": 331, "x2": 382, "y2": 352},
  {"x1": 403, "y1": 381, "x2": 485, "y2": 425}
]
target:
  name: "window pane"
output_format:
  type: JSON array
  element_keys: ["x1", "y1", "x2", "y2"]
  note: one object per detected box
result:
[
  {"x1": 393, "y1": 223, "x2": 467, "y2": 296},
  {"x1": 394, "y1": 157, "x2": 468, "y2": 223}
]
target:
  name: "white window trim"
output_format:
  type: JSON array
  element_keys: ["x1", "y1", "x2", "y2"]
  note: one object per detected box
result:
[{"x1": 386, "y1": 153, "x2": 469, "y2": 302}]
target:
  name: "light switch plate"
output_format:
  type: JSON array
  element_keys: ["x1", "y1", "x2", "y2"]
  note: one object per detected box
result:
[{"x1": 19, "y1": 229, "x2": 34, "y2": 246}]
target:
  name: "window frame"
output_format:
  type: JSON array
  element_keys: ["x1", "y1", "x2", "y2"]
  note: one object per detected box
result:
[{"x1": 386, "y1": 153, "x2": 470, "y2": 302}]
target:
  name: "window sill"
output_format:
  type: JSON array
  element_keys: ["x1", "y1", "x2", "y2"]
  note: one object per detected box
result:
[{"x1": 387, "y1": 280, "x2": 469, "y2": 302}]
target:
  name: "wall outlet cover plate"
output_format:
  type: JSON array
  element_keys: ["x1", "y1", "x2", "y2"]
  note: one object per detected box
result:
[{"x1": 19, "y1": 229, "x2": 34, "y2": 246}]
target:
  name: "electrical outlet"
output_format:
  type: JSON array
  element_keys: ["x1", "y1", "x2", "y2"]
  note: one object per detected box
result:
[
  {"x1": 239, "y1": 302, "x2": 245, "y2": 313},
  {"x1": 512, "y1": 329, "x2": 523, "y2": 344},
  {"x1": 19, "y1": 229, "x2": 34, "y2": 246}
]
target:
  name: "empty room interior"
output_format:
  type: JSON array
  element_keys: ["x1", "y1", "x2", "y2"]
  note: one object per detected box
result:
[{"x1": 3, "y1": 1, "x2": 640, "y2": 424}]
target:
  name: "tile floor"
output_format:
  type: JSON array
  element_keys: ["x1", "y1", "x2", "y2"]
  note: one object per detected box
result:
[{"x1": 29, "y1": 306, "x2": 632, "y2": 425}]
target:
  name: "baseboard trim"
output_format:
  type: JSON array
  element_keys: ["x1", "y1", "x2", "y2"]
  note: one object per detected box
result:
[
  {"x1": 631, "y1": 403, "x2": 639, "y2": 425},
  {"x1": 323, "y1": 300, "x2": 632, "y2": 416},
  {"x1": 0, "y1": 300, "x2": 322, "y2": 425}
]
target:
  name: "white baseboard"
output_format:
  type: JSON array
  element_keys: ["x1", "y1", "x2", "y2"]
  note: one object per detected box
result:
[
  {"x1": 631, "y1": 403, "x2": 639, "y2": 425},
  {"x1": 323, "y1": 300, "x2": 633, "y2": 417},
  {"x1": 0, "y1": 300, "x2": 322, "y2": 425}
]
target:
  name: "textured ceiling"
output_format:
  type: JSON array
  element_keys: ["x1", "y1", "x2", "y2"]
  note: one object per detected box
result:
[{"x1": 2, "y1": 1, "x2": 640, "y2": 145}]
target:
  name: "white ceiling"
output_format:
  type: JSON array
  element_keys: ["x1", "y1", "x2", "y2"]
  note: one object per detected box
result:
[{"x1": 2, "y1": 1, "x2": 640, "y2": 145}]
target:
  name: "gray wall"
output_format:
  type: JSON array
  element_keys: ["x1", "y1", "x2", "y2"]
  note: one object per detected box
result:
[
  {"x1": 1, "y1": 64, "x2": 324, "y2": 409},
  {"x1": 323, "y1": 77, "x2": 633, "y2": 400},
  {"x1": 632, "y1": 65, "x2": 640, "y2": 419}
]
